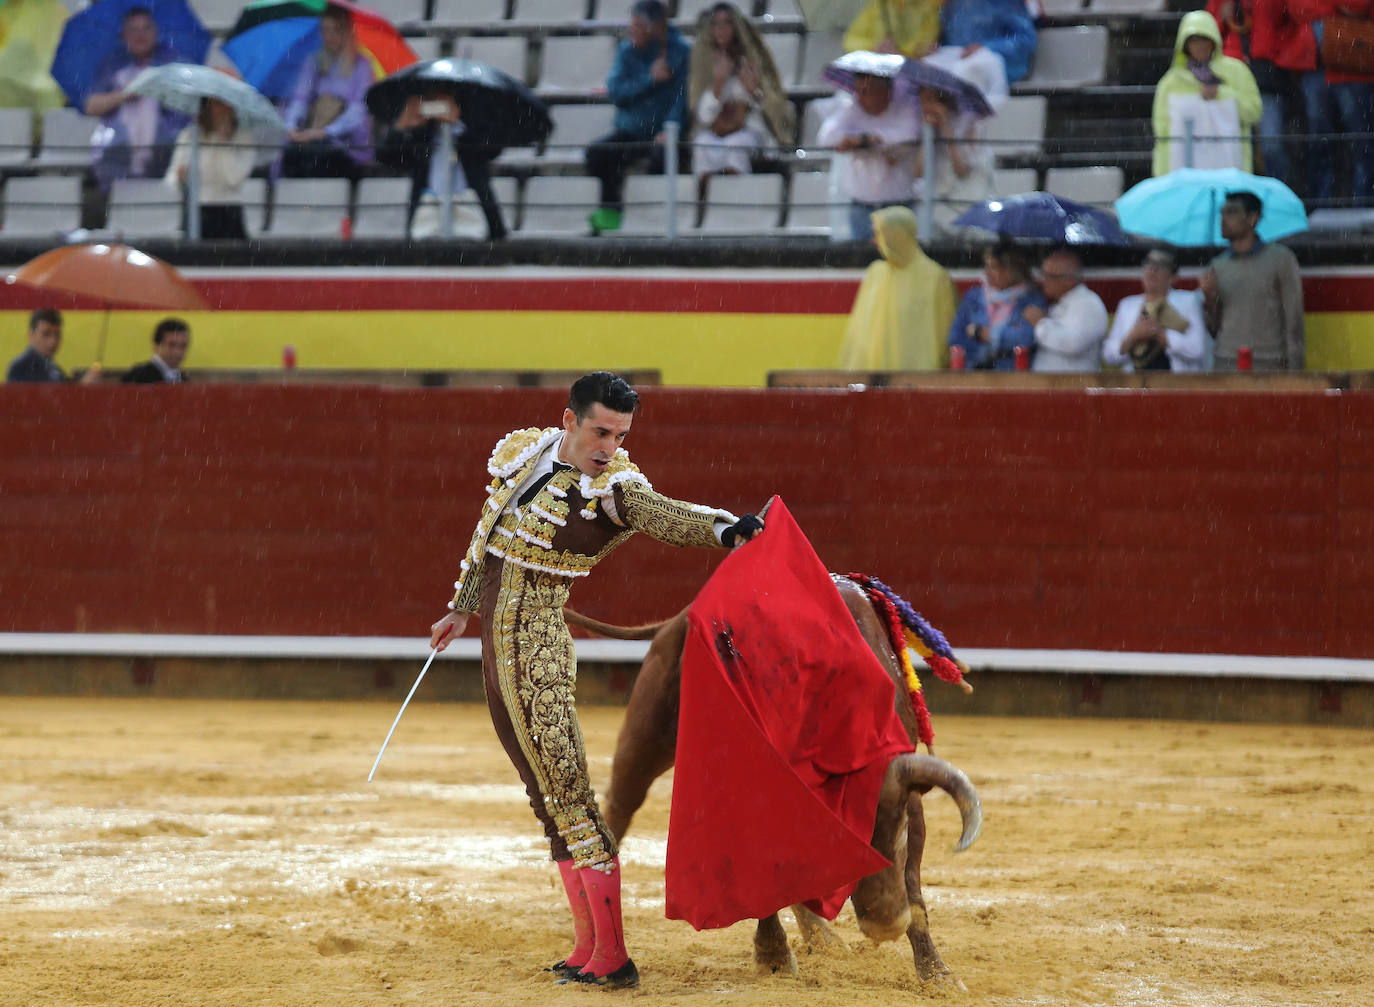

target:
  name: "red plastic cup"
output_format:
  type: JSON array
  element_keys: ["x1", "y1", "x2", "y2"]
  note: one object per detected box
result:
[
  {"x1": 949, "y1": 345, "x2": 966, "y2": 371},
  {"x1": 282, "y1": 344, "x2": 297, "y2": 369},
  {"x1": 1014, "y1": 345, "x2": 1031, "y2": 371},
  {"x1": 1237, "y1": 346, "x2": 1253, "y2": 372},
  {"x1": 340, "y1": 216, "x2": 353, "y2": 240}
]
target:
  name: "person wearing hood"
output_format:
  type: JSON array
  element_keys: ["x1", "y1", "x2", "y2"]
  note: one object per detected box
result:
[
  {"x1": 1151, "y1": 10, "x2": 1262, "y2": 175},
  {"x1": 838, "y1": 205, "x2": 956, "y2": 371},
  {"x1": 584, "y1": 0, "x2": 690, "y2": 234},
  {"x1": 947, "y1": 243, "x2": 1045, "y2": 370}
]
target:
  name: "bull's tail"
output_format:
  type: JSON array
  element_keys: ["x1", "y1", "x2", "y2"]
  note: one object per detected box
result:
[{"x1": 562, "y1": 607, "x2": 672, "y2": 640}]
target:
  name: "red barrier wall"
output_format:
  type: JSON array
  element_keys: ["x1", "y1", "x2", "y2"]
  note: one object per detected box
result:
[{"x1": 2, "y1": 385, "x2": 1370, "y2": 658}]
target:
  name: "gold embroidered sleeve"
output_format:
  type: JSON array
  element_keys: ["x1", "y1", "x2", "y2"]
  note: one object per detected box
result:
[
  {"x1": 450, "y1": 557, "x2": 484, "y2": 614},
  {"x1": 618, "y1": 484, "x2": 735, "y2": 550}
]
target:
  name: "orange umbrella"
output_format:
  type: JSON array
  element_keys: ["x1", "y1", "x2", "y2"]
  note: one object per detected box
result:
[{"x1": 5, "y1": 242, "x2": 208, "y2": 363}]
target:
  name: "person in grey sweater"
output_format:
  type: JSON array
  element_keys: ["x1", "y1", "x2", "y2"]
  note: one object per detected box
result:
[{"x1": 1199, "y1": 190, "x2": 1305, "y2": 371}]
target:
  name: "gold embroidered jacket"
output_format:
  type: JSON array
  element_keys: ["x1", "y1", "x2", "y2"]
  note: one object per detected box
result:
[{"x1": 449, "y1": 426, "x2": 736, "y2": 614}]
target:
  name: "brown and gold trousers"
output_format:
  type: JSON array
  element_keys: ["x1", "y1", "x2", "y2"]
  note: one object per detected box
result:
[{"x1": 479, "y1": 556, "x2": 617, "y2": 872}]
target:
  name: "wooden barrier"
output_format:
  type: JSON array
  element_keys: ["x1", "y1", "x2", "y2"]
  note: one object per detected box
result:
[{"x1": 2, "y1": 384, "x2": 1370, "y2": 659}]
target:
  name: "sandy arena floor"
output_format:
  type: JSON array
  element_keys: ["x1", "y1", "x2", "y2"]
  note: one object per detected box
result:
[{"x1": 1, "y1": 696, "x2": 1371, "y2": 1007}]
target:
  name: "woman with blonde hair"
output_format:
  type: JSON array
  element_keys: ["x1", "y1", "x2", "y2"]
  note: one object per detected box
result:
[
  {"x1": 687, "y1": 2, "x2": 794, "y2": 179},
  {"x1": 165, "y1": 97, "x2": 256, "y2": 240},
  {"x1": 280, "y1": 4, "x2": 375, "y2": 178}
]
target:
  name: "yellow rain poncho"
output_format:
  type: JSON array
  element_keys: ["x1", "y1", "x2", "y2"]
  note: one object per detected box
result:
[
  {"x1": 843, "y1": 0, "x2": 943, "y2": 60},
  {"x1": 0, "y1": 0, "x2": 68, "y2": 121},
  {"x1": 838, "y1": 206, "x2": 956, "y2": 371},
  {"x1": 1151, "y1": 9, "x2": 1261, "y2": 175}
]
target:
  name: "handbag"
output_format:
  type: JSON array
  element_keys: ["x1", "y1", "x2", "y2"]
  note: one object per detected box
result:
[{"x1": 1321, "y1": 15, "x2": 1374, "y2": 77}]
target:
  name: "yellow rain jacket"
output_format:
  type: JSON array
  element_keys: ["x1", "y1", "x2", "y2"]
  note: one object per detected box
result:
[
  {"x1": 843, "y1": 0, "x2": 943, "y2": 59},
  {"x1": 0, "y1": 0, "x2": 68, "y2": 121},
  {"x1": 1151, "y1": 9, "x2": 1262, "y2": 175},
  {"x1": 838, "y1": 205, "x2": 956, "y2": 371}
]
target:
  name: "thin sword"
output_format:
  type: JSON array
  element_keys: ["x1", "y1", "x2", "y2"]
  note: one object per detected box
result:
[{"x1": 368, "y1": 624, "x2": 453, "y2": 782}]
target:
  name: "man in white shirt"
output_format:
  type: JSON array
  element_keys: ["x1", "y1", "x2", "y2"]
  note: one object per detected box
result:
[
  {"x1": 817, "y1": 72, "x2": 921, "y2": 240},
  {"x1": 1102, "y1": 247, "x2": 1209, "y2": 372},
  {"x1": 1022, "y1": 248, "x2": 1108, "y2": 372}
]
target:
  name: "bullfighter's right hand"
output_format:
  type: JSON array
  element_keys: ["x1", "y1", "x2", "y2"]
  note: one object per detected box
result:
[{"x1": 430, "y1": 611, "x2": 469, "y2": 651}]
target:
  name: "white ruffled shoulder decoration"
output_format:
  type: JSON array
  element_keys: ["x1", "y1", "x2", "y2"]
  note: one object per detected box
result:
[
  {"x1": 577, "y1": 450, "x2": 651, "y2": 520},
  {"x1": 488, "y1": 426, "x2": 561, "y2": 480}
]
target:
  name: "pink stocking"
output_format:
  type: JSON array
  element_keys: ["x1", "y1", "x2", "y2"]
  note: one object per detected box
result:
[
  {"x1": 578, "y1": 859, "x2": 629, "y2": 977},
  {"x1": 557, "y1": 858, "x2": 595, "y2": 969}
]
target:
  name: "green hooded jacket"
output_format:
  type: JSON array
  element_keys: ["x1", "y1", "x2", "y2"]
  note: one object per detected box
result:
[{"x1": 1151, "y1": 10, "x2": 1262, "y2": 175}]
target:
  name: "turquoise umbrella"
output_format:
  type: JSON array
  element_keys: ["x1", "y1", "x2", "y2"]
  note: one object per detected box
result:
[{"x1": 1114, "y1": 168, "x2": 1307, "y2": 247}]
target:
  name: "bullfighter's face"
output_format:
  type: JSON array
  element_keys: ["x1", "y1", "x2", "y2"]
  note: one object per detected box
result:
[{"x1": 560, "y1": 403, "x2": 633, "y2": 478}]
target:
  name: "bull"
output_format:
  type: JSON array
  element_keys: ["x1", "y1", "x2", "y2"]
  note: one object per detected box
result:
[{"x1": 565, "y1": 574, "x2": 982, "y2": 986}]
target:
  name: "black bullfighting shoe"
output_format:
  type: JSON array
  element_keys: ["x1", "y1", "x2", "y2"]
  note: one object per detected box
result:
[
  {"x1": 546, "y1": 959, "x2": 581, "y2": 980},
  {"x1": 560, "y1": 958, "x2": 639, "y2": 990}
]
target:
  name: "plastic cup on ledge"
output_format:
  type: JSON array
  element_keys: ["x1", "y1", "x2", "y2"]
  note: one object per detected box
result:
[
  {"x1": 1014, "y1": 345, "x2": 1031, "y2": 371},
  {"x1": 1237, "y1": 346, "x2": 1252, "y2": 372},
  {"x1": 282, "y1": 344, "x2": 297, "y2": 369},
  {"x1": 949, "y1": 345, "x2": 966, "y2": 371}
]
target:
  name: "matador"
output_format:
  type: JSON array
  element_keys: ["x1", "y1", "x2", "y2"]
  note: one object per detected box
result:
[{"x1": 429, "y1": 372, "x2": 763, "y2": 990}]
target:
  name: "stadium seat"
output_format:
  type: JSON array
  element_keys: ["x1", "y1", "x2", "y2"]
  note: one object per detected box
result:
[
  {"x1": 675, "y1": 0, "x2": 717, "y2": 24},
  {"x1": 1044, "y1": 166, "x2": 1124, "y2": 206},
  {"x1": 620, "y1": 173, "x2": 698, "y2": 235},
  {"x1": 519, "y1": 175, "x2": 599, "y2": 235},
  {"x1": 107, "y1": 178, "x2": 183, "y2": 238},
  {"x1": 267, "y1": 177, "x2": 351, "y2": 237},
  {"x1": 765, "y1": 0, "x2": 804, "y2": 17},
  {"x1": 798, "y1": 30, "x2": 845, "y2": 89},
  {"x1": 453, "y1": 36, "x2": 529, "y2": 84},
  {"x1": 1037, "y1": 0, "x2": 1086, "y2": 12},
  {"x1": 593, "y1": 0, "x2": 636, "y2": 21},
  {"x1": 36, "y1": 108, "x2": 97, "y2": 170},
  {"x1": 1090, "y1": 0, "x2": 1164, "y2": 11},
  {"x1": 430, "y1": 0, "x2": 508, "y2": 23},
  {"x1": 983, "y1": 94, "x2": 1046, "y2": 157},
  {"x1": 241, "y1": 177, "x2": 269, "y2": 238},
  {"x1": 2, "y1": 176, "x2": 82, "y2": 236},
  {"x1": 538, "y1": 36, "x2": 618, "y2": 92},
  {"x1": 1024, "y1": 27, "x2": 1109, "y2": 88},
  {"x1": 360, "y1": 0, "x2": 425, "y2": 24},
  {"x1": 406, "y1": 35, "x2": 443, "y2": 62},
  {"x1": 352, "y1": 177, "x2": 414, "y2": 238},
  {"x1": 190, "y1": 0, "x2": 248, "y2": 31},
  {"x1": 699, "y1": 173, "x2": 785, "y2": 233},
  {"x1": 537, "y1": 103, "x2": 615, "y2": 166},
  {"x1": 512, "y1": 0, "x2": 583, "y2": 24},
  {"x1": 799, "y1": 93, "x2": 844, "y2": 149},
  {"x1": 767, "y1": 33, "x2": 803, "y2": 89},
  {"x1": 992, "y1": 168, "x2": 1039, "y2": 197},
  {"x1": 0, "y1": 108, "x2": 32, "y2": 166},
  {"x1": 784, "y1": 169, "x2": 831, "y2": 234},
  {"x1": 1307, "y1": 208, "x2": 1374, "y2": 232}
]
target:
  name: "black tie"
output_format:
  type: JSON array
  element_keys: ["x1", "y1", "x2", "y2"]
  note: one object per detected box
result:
[{"x1": 518, "y1": 462, "x2": 572, "y2": 507}]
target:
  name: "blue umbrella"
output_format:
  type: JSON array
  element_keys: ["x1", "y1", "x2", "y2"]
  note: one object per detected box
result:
[
  {"x1": 952, "y1": 191, "x2": 1135, "y2": 245},
  {"x1": 221, "y1": 17, "x2": 320, "y2": 99},
  {"x1": 1114, "y1": 168, "x2": 1308, "y2": 247},
  {"x1": 51, "y1": 0, "x2": 211, "y2": 107},
  {"x1": 822, "y1": 51, "x2": 994, "y2": 121}
]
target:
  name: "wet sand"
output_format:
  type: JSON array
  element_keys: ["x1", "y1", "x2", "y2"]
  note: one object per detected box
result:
[{"x1": 2, "y1": 696, "x2": 1370, "y2": 1006}]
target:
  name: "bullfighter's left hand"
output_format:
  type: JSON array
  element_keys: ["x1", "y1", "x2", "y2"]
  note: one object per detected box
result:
[{"x1": 722, "y1": 513, "x2": 764, "y2": 549}]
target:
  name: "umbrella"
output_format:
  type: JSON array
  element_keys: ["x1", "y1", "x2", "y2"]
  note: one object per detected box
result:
[
  {"x1": 123, "y1": 63, "x2": 287, "y2": 240},
  {"x1": 952, "y1": 191, "x2": 1135, "y2": 245},
  {"x1": 1113, "y1": 168, "x2": 1308, "y2": 247},
  {"x1": 0, "y1": 0, "x2": 68, "y2": 116},
  {"x1": 50, "y1": 0, "x2": 211, "y2": 107},
  {"x1": 823, "y1": 51, "x2": 994, "y2": 121},
  {"x1": 222, "y1": 0, "x2": 417, "y2": 100},
  {"x1": 365, "y1": 59, "x2": 552, "y2": 149},
  {"x1": 6, "y1": 243, "x2": 208, "y2": 364}
]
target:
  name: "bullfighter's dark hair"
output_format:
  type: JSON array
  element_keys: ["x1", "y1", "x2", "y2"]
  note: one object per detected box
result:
[
  {"x1": 124, "y1": 6, "x2": 154, "y2": 21},
  {"x1": 29, "y1": 307, "x2": 61, "y2": 331},
  {"x1": 631, "y1": 0, "x2": 668, "y2": 24},
  {"x1": 569, "y1": 371, "x2": 640, "y2": 419},
  {"x1": 153, "y1": 318, "x2": 189, "y2": 345},
  {"x1": 1225, "y1": 190, "x2": 1263, "y2": 217}
]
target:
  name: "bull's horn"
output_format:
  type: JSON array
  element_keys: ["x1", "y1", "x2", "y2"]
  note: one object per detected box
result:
[{"x1": 883, "y1": 753, "x2": 982, "y2": 853}]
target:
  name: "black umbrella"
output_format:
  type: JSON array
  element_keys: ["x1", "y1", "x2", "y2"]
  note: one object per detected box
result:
[{"x1": 365, "y1": 58, "x2": 552, "y2": 150}]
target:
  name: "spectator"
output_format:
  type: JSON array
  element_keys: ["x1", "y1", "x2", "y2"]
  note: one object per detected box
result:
[
  {"x1": 1151, "y1": 10, "x2": 1262, "y2": 174},
  {"x1": 377, "y1": 92, "x2": 506, "y2": 240},
  {"x1": 1102, "y1": 247, "x2": 1209, "y2": 373},
  {"x1": 1291, "y1": 0, "x2": 1374, "y2": 203},
  {"x1": 838, "y1": 205, "x2": 956, "y2": 370},
  {"x1": 1199, "y1": 190, "x2": 1305, "y2": 370},
  {"x1": 947, "y1": 243, "x2": 1045, "y2": 370},
  {"x1": 6, "y1": 308, "x2": 100, "y2": 384},
  {"x1": 122, "y1": 317, "x2": 190, "y2": 383},
  {"x1": 687, "y1": 3, "x2": 794, "y2": 183},
  {"x1": 1023, "y1": 247, "x2": 1109, "y2": 372},
  {"x1": 817, "y1": 69, "x2": 921, "y2": 240},
  {"x1": 913, "y1": 85, "x2": 995, "y2": 234},
  {"x1": 929, "y1": 0, "x2": 1038, "y2": 104},
  {"x1": 843, "y1": 0, "x2": 943, "y2": 59},
  {"x1": 164, "y1": 98, "x2": 255, "y2": 241},
  {"x1": 1246, "y1": 0, "x2": 1325, "y2": 195},
  {"x1": 84, "y1": 6, "x2": 188, "y2": 191},
  {"x1": 584, "y1": 0, "x2": 690, "y2": 234},
  {"x1": 280, "y1": 4, "x2": 374, "y2": 179},
  {"x1": 1207, "y1": 0, "x2": 1254, "y2": 59}
]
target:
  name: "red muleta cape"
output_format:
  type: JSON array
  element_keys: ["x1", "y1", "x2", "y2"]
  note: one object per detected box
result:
[{"x1": 664, "y1": 496, "x2": 915, "y2": 930}]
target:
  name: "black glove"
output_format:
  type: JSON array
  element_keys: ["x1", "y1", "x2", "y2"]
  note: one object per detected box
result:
[{"x1": 721, "y1": 513, "x2": 764, "y2": 548}]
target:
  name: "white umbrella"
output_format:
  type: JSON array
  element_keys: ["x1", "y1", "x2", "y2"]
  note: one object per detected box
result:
[{"x1": 124, "y1": 62, "x2": 285, "y2": 240}]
